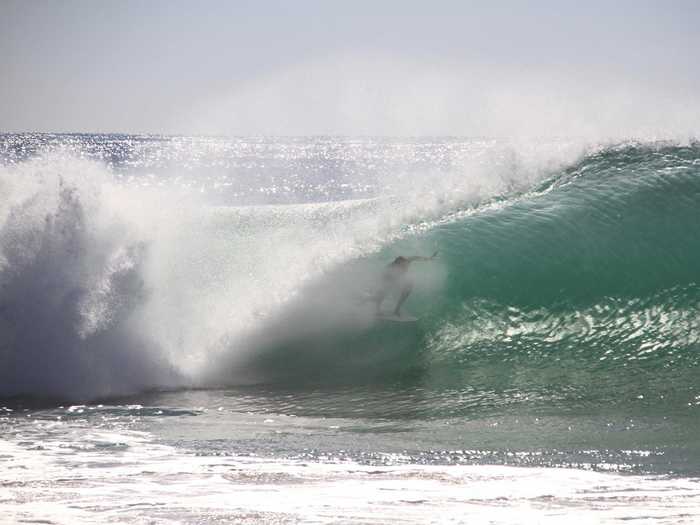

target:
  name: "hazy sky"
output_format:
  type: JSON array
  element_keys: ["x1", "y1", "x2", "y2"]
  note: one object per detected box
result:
[{"x1": 2, "y1": 0, "x2": 699, "y2": 136}]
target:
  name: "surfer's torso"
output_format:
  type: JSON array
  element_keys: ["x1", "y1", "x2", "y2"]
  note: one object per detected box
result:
[{"x1": 382, "y1": 258, "x2": 410, "y2": 286}]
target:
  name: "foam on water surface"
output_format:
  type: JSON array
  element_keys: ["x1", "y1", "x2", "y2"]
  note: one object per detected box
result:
[{"x1": 2, "y1": 429, "x2": 699, "y2": 525}]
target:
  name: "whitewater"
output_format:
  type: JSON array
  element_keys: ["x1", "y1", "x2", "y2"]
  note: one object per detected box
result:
[{"x1": 1, "y1": 133, "x2": 700, "y2": 523}]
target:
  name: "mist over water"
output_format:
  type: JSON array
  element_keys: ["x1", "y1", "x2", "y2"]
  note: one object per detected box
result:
[
  {"x1": 0, "y1": 138, "x2": 697, "y2": 441},
  {"x1": 1, "y1": 133, "x2": 699, "y2": 433},
  {"x1": 0, "y1": 135, "x2": 587, "y2": 400},
  {"x1": 186, "y1": 56, "x2": 700, "y2": 139}
]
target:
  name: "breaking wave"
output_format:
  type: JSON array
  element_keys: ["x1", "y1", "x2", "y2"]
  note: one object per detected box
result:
[{"x1": 1, "y1": 137, "x2": 699, "y2": 404}]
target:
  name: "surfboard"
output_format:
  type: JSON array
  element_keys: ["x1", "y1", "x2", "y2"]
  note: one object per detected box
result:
[{"x1": 376, "y1": 312, "x2": 418, "y2": 323}]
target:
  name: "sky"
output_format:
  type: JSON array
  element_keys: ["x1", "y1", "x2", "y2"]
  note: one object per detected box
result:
[{"x1": 1, "y1": 0, "x2": 700, "y2": 137}]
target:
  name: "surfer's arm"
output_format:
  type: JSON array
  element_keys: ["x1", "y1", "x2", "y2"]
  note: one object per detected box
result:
[{"x1": 405, "y1": 251, "x2": 439, "y2": 263}]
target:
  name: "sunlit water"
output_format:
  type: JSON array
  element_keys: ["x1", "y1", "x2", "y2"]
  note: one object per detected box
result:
[
  {"x1": 3, "y1": 389, "x2": 700, "y2": 524},
  {"x1": 2, "y1": 134, "x2": 700, "y2": 523}
]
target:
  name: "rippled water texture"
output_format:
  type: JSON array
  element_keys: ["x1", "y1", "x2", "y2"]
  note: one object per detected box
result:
[{"x1": 1, "y1": 135, "x2": 699, "y2": 523}]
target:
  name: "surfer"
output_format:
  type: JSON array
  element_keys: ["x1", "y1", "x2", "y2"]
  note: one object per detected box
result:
[{"x1": 370, "y1": 251, "x2": 438, "y2": 316}]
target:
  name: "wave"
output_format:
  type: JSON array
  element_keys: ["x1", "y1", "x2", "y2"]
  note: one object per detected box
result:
[
  {"x1": 1, "y1": 139, "x2": 699, "y2": 402},
  {"x1": 211, "y1": 143, "x2": 700, "y2": 401},
  {"x1": 0, "y1": 158, "x2": 179, "y2": 399}
]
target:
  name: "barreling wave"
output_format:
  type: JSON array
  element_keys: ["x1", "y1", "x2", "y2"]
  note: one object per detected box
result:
[
  {"x1": 226, "y1": 143, "x2": 700, "y2": 403},
  {"x1": 1, "y1": 138, "x2": 699, "y2": 404}
]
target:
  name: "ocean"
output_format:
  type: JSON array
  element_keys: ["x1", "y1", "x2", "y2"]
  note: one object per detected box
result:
[{"x1": 1, "y1": 134, "x2": 699, "y2": 523}]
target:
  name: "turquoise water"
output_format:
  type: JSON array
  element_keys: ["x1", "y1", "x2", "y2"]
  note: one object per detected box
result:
[{"x1": 1, "y1": 135, "x2": 700, "y2": 522}]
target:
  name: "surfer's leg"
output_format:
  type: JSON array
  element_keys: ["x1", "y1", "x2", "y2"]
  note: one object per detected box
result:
[
  {"x1": 393, "y1": 283, "x2": 413, "y2": 316},
  {"x1": 372, "y1": 290, "x2": 386, "y2": 313},
  {"x1": 369, "y1": 274, "x2": 393, "y2": 314}
]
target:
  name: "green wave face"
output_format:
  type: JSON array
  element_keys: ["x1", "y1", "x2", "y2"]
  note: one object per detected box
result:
[
  {"x1": 242, "y1": 143, "x2": 700, "y2": 415},
  {"x1": 396, "y1": 143, "x2": 700, "y2": 411},
  {"x1": 430, "y1": 143, "x2": 700, "y2": 304}
]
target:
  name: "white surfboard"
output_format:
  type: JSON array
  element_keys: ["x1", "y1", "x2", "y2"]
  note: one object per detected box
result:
[{"x1": 376, "y1": 312, "x2": 418, "y2": 323}]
